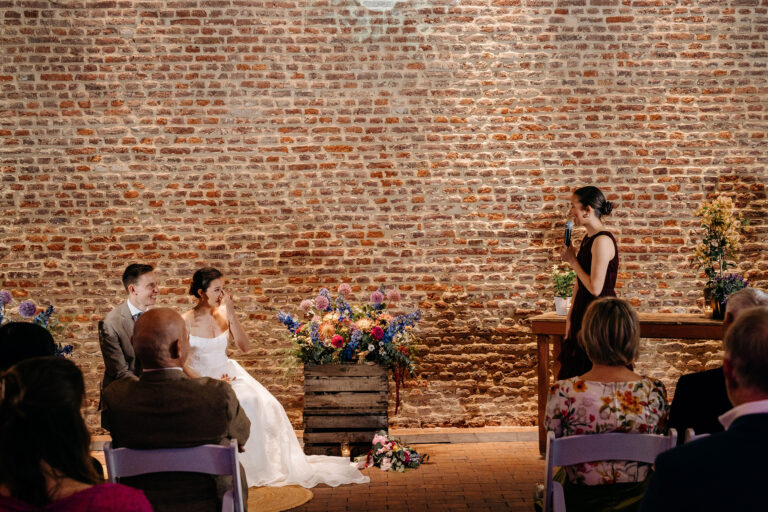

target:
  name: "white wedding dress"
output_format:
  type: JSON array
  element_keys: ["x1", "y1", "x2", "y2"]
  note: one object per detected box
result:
[{"x1": 186, "y1": 330, "x2": 370, "y2": 488}]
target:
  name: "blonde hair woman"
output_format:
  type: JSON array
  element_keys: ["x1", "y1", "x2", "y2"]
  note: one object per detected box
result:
[{"x1": 544, "y1": 298, "x2": 669, "y2": 512}]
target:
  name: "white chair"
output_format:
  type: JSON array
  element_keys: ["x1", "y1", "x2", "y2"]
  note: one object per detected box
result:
[
  {"x1": 684, "y1": 428, "x2": 710, "y2": 443},
  {"x1": 543, "y1": 429, "x2": 678, "y2": 512},
  {"x1": 104, "y1": 439, "x2": 244, "y2": 512}
]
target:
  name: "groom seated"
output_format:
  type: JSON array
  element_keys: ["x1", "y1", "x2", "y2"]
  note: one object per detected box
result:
[{"x1": 102, "y1": 308, "x2": 251, "y2": 512}]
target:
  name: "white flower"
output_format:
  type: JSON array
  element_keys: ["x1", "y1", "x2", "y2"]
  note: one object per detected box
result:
[
  {"x1": 368, "y1": 344, "x2": 375, "y2": 351},
  {"x1": 380, "y1": 457, "x2": 393, "y2": 471}
]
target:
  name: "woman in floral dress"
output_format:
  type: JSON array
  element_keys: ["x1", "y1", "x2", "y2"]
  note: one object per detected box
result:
[{"x1": 544, "y1": 298, "x2": 669, "y2": 512}]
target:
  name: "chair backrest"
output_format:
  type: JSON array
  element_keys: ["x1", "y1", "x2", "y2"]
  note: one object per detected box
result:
[
  {"x1": 104, "y1": 440, "x2": 243, "y2": 512},
  {"x1": 684, "y1": 428, "x2": 710, "y2": 443},
  {"x1": 543, "y1": 429, "x2": 677, "y2": 512}
]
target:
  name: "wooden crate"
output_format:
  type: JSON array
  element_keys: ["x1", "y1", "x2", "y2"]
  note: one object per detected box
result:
[{"x1": 303, "y1": 363, "x2": 388, "y2": 457}]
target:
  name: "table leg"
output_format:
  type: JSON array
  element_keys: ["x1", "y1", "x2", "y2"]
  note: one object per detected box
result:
[
  {"x1": 538, "y1": 335, "x2": 563, "y2": 455},
  {"x1": 537, "y1": 334, "x2": 549, "y2": 455}
]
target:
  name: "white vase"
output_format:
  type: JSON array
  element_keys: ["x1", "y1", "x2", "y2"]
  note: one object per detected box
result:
[{"x1": 555, "y1": 296, "x2": 571, "y2": 316}]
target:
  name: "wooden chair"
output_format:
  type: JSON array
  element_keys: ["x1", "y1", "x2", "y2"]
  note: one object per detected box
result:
[
  {"x1": 104, "y1": 439, "x2": 244, "y2": 512},
  {"x1": 543, "y1": 429, "x2": 678, "y2": 512}
]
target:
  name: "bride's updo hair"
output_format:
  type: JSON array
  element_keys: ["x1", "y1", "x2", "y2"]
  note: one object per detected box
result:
[
  {"x1": 190, "y1": 267, "x2": 223, "y2": 298},
  {"x1": 574, "y1": 186, "x2": 615, "y2": 219}
]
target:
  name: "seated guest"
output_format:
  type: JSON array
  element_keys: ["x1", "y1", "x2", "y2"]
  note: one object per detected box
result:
[
  {"x1": 642, "y1": 307, "x2": 768, "y2": 512},
  {"x1": 102, "y1": 308, "x2": 251, "y2": 512},
  {"x1": 0, "y1": 322, "x2": 56, "y2": 371},
  {"x1": 669, "y1": 287, "x2": 768, "y2": 440},
  {"x1": 545, "y1": 298, "x2": 669, "y2": 512},
  {"x1": 0, "y1": 357, "x2": 151, "y2": 511}
]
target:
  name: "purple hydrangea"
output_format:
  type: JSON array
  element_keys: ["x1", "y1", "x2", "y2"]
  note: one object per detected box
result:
[
  {"x1": 315, "y1": 295, "x2": 330, "y2": 311},
  {"x1": 0, "y1": 290, "x2": 12, "y2": 306},
  {"x1": 338, "y1": 283, "x2": 352, "y2": 296},
  {"x1": 299, "y1": 299, "x2": 313, "y2": 312},
  {"x1": 370, "y1": 291, "x2": 384, "y2": 305},
  {"x1": 18, "y1": 300, "x2": 37, "y2": 318},
  {"x1": 386, "y1": 289, "x2": 401, "y2": 302}
]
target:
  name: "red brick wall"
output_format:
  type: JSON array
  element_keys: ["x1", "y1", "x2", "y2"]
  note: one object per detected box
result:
[{"x1": 1, "y1": 1, "x2": 766, "y2": 432}]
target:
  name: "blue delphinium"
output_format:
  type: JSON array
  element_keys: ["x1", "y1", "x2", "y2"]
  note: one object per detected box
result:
[
  {"x1": 277, "y1": 311, "x2": 301, "y2": 334},
  {"x1": 34, "y1": 305, "x2": 55, "y2": 328}
]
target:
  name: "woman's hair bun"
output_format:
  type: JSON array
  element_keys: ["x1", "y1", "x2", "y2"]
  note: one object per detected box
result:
[{"x1": 602, "y1": 201, "x2": 614, "y2": 216}]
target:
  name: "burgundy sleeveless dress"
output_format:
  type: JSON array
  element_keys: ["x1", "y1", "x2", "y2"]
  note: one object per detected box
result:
[{"x1": 557, "y1": 230, "x2": 620, "y2": 380}]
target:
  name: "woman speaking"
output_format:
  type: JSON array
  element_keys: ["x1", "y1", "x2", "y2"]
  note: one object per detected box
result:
[{"x1": 558, "y1": 186, "x2": 620, "y2": 379}]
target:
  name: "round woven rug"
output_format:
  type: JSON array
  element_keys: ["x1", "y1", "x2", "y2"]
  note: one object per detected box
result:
[{"x1": 247, "y1": 485, "x2": 313, "y2": 512}]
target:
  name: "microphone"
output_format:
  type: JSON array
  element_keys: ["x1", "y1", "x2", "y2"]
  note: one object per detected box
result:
[{"x1": 564, "y1": 220, "x2": 574, "y2": 247}]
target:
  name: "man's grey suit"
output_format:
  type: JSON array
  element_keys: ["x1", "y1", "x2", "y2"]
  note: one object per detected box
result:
[{"x1": 99, "y1": 302, "x2": 142, "y2": 428}]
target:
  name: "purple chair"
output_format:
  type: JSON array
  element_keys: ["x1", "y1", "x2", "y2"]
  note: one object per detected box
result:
[
  {"x1": 104, "y1": 439, "x2": 244, "y2": 512},
  {"x1": 684, "y1": 428, "x2": 710, "y2": 443},
  {"x1": 543, "y1": 429, "x2": 678, "y2": 512}
]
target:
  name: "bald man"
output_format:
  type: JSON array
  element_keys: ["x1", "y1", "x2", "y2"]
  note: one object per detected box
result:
[{"x1": 102, "y1": 308, "x2": 251, "y2": 512}]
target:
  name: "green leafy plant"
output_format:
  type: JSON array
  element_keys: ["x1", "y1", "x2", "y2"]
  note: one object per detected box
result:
[{"x1": 552, "y1": 266, "x2": 576, "y2": 298}]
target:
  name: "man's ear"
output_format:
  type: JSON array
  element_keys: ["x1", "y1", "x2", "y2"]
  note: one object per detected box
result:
[
  {"x1": 169, "y1": 339, "x2": 180, "y2": 360},
  {"x1": 723, "y1": 358, "x2": 738, "y2": 390}
]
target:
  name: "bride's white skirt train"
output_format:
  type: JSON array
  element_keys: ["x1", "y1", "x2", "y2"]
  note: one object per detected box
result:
[{"x1": 187, "y1": 331, "x2": 369, "y2": 488}]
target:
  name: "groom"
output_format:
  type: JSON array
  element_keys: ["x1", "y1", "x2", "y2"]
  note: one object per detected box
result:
[{"x1": 99, "y1": 263, "x2": 158, "y2": 427}]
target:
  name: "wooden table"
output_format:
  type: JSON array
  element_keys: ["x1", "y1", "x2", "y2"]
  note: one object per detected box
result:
[{"x1": 530, "y1": 312, "x2": 723, "y2": 454}]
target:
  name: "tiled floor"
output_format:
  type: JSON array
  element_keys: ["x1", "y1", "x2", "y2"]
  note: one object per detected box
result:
[
  {"x1": 293, "y1": 428, "x2": 544, "y2": 512},
  {"x1": 93, "y1": 427, "x2": 545, "y2": 511}
]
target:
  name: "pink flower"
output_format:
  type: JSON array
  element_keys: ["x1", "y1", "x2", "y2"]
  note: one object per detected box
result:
[
  {"x1": 370, "y1": 291, "x2": 384, "y2": 305},
  {"x1": 338, "y1": 283, "x2": 352, "y2": 295},
  {"x1": 371, "y1": 326, "x2": 384, "y2": 340},
  {"x1": 299, "y1": 299, "x2": 313, "y2": 312},
  {"x1": 315, "y1": 295, "x2": 329, "y2": 310},
  {"x1": 386, "y1": 289, "x2": 400, "y2": 302},
  {"x1": 331, "y1": 335, "x2": 344, "y2": 348}
]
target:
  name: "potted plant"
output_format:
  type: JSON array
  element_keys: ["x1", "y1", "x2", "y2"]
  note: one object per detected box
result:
[
  {"x1": 690, "y1": 196, "x2": 746, "y2": 304},
  {"x1": 709, "y1": 274, "x2": 748, "y2": 320},
  {"x1": 0, "y1": 291, "x2": 73, "y2": 357},
  {"x1": 552, "y1": 266, "x2": 576, "y2": 316}
]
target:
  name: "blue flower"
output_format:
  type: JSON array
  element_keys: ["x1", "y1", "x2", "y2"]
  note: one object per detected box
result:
[
  {"x1": 277, "y1": 311, "x2": 301, "y2": 334},
  {"x1": 34, "y1": 305, "x2": 55, "y2": 328}
]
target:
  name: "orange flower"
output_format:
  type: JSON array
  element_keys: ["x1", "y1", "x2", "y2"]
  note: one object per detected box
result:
[
  {"x1": 573, "y1": 380, "x2": 587, "y2": 392},
  {"x1": 319, "y1": 322, "x2": 336, "y2": 339}
]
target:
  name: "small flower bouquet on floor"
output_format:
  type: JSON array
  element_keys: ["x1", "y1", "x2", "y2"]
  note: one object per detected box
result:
[
  {"x1": 0, "y1": 291, "x2": 73, "y2": 357},
  {"x1": 355, "y1": 431, "x2": 428, "y2": 472}
]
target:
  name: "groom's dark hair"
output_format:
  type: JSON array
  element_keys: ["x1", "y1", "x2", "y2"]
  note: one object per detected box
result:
[
  {"x1": 189, "y1": 267, "x2": 223, "y2": 298},
  {"x1": 122, "y1": 263, "x2": 154, "y2": 292}
]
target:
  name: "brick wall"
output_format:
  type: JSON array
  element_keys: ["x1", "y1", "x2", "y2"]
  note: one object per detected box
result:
[{"x1": 1, "y1": 0, "x2": 766, "y2": 432}]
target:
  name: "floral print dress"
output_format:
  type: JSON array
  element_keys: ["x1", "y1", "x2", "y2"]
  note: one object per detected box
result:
[{"x1": 546, "y1": 377, "x2": 669, "y2": 485}]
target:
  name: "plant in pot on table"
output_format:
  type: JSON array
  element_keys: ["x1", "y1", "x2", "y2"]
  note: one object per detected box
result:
[
  {"x1": 709, "y1": 274, "x2": 749, "y2": 321},
  {"x1": 690, "y1": 196, "x2": 747, "y2": 312},
  {"x1": 551, "y1": 266, "x2": 576, "y2": 316}
]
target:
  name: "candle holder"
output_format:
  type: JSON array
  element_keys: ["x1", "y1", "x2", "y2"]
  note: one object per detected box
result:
[{"x1": 340, "y1": 440, "x2": 351, "y2": 459}]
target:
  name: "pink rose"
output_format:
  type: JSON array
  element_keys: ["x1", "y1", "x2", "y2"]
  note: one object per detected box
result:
[
  {"x1": 370, "y1": 326, "x2": 384, "y2": 340},
  {"x1": 331, "y1": 335, "x2": 344, "y2": 348}
]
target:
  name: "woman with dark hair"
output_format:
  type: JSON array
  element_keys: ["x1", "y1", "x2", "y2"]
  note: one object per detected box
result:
[
  {"x1": 558, "y1": 186, "x2": 620, "y2": 379},
  {"x1": 0, "y1": 322, "x2": 56, "y2": 371},
  {"x1": 0, "y1": 357, "x2": 151, "y2": 511},
  {"x1": 182, "y1": 267, "x2": 369, "y2": 489}
]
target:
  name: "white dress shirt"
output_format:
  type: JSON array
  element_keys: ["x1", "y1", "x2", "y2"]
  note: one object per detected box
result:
[{"x1": 718, "y1": 398, "x2": 768, "y2": 429}]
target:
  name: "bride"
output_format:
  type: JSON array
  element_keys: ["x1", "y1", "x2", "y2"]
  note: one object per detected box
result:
[{"x1": 181, "y1": 267, "x2": 369, "y2": 488}]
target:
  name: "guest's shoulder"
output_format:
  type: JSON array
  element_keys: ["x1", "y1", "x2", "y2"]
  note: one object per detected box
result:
[
  {"x1": 87, "y1": 483, "x2": 152, "y2": 510},
  {"x1": 103, "y1": 303, "x2": 127, "y2": 324},
  {"x1": 188, "y1": 376, "x2": 236, "y2": 396},
  {"x1": 102, "y1": 375, "x2": 136, "y2": 398}
]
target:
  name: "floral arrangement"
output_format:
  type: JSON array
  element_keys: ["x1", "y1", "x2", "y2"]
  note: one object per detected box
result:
[
  {"x1": 277, "y1": 285, "x2": 421, "y2": 413},
  {"x1": 691, "y1": 196, "x2": 746, "y2": 284},
  {"x1": 551, "y1": 265, "x2": 576, "y2": 298},
  {"x1": 710, "y1": 274, "x2": 748, "y2": 305},
  {"x1": 0, "y1": 291, "x2": 73, "y2": 357},
  {"x1": 355, "y1": 430, "x2": 427, "y2": 472}
]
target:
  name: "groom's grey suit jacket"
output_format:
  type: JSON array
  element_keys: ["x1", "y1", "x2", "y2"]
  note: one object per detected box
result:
[{"x1": 100, "y1": 302, "x2": 141, "y2": 388}]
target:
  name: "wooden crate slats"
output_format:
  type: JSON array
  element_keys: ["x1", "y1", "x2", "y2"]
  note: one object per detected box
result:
[
  {"x1": 304, "y1": 375, "x2": 387, "y2": 392},
  {"x1": 304, "y1": 414, "x2": 388, "y2": 429},
  {"x1": 302, "y1": 364, "x2": 389, "y2": 457}
]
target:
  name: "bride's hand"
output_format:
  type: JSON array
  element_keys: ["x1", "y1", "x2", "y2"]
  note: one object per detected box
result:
[
  {"x1": 221, "y1": 289, "x2": 235, "y2": 318},
  {"x1": 221, "y1": 373, "x2": 236, "y2": 383}
]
